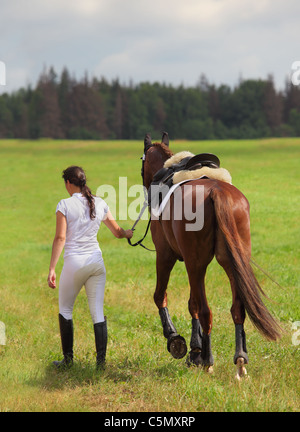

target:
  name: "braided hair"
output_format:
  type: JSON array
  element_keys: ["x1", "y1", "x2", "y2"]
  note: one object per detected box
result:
[{"x1": 62, "y1": 166, "x2": 96, "y2": 220}]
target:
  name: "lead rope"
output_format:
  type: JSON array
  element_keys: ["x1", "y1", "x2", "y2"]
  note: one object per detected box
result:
[{"x1": 127, "y1": 184, "x2": 156, "y2": 252}]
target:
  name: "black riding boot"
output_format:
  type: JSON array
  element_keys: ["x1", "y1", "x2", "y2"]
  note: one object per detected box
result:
[
  {"x1": 53, "y1": 313, "x2": 74, "y2": 368},
  {"x1": 94, "y1": 318, "x2": 107, "y2": 369}
]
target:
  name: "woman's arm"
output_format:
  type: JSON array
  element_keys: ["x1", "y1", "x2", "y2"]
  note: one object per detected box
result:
[
  {"x1": 47, "y1": 211, "x2": 67, "y2": 289},
  {"x1": 103, "y1": 210, "x2": 133, "y2": 239}
]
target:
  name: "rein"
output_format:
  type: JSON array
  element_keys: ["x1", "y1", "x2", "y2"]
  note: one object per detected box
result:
[
  {"x1": 127, "y1": 215, "x2": 154, "y2": 251},
  {"x1": 127, "y1": 145, "x2": 156, "y2": 252},
  {"x1": 127, "y1": 198, "x2": 155, "y2": 252}
]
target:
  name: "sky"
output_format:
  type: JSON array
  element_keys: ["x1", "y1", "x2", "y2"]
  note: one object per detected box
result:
[{"x1": 0, "y1": 0, "x2": 299, "y2": 94}]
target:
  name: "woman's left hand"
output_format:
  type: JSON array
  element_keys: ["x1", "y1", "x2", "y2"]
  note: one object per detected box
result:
[{"x1": 124, "y1": 229, "x2": 134, "y2": 239}]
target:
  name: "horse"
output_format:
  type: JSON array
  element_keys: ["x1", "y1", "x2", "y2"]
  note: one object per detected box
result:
[{"x1": 139, "y1": 132, "x2": 281, "y2": 377}]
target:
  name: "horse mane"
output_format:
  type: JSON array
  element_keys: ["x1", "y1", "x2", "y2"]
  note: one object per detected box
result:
[{"x1": 152, "y1": 142, "x2": 174, "y2": 159}]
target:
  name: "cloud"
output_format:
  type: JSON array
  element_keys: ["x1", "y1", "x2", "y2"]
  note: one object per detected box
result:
[{"x1": 1, "y1": 0, "x2": 300, "y2": 94}]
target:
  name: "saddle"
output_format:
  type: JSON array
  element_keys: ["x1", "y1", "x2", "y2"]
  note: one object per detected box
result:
[
  {"x1": 148, "y1": 152, "x2": 224, "y2": 209},
  {"x1": 152, "y1": 152, "x2": 220, "y2": 189}
]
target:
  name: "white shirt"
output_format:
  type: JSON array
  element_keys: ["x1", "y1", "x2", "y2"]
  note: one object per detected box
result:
[{"x1": 56, "y1": 193, "x2": 109, "y2": 258}]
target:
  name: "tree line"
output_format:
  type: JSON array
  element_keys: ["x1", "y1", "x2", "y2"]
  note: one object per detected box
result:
[{"x1": 0, "y1": 66, "x2": 300, "y2": 140}]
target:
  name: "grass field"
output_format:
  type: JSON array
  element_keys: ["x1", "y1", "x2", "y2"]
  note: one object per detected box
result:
[{"x1": 0, "y1": 137, "x2": 299, "y2": 412}]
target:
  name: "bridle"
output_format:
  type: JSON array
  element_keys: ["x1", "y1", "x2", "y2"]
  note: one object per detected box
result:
[{"x1": 127, "y1": 142, "x2": 155, "y2": 251}]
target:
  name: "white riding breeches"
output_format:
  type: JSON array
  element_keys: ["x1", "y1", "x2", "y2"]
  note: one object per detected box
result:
[{"x1": 59, "y1": 251, "x2": 106, "y2": 324}]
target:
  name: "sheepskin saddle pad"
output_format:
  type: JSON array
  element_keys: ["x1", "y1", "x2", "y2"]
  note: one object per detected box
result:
[
  {"x1": 153, "y1": 151, "x2": 232, "y2": 187},
  {"x1": 148, "y1": 151, "x2": 232, "y2": 212}
]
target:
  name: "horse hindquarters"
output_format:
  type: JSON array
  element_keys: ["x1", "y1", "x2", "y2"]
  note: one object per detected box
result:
[
  {"x1": 211, "y1": 184, "x2": 281, "y2": 342},
  {"x1": 211, "y1": 183, "x2": 281, "y2": 373}
]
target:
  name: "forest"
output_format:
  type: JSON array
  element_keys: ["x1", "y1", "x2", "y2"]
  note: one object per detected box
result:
[{"x1": 0, "y1": 66, "x2": 300, "y2": 140}]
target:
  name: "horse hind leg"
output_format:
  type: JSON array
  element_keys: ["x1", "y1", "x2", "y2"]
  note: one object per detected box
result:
[
  {"x1": 219, "y1": 267, "x2": 249, "y2": 379},
  {"x1": 234, "y1": 323, "x2": 248, "y2": 380},
  {"x1": 215, "y1": 229, "x2": 249, "y2": 379}
]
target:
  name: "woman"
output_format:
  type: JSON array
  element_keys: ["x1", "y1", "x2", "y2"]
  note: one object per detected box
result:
[{"x1": 47, "y1": 166, "x2": 133, "y2": 369}]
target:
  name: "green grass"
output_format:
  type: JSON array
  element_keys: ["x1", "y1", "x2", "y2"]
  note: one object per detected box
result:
[{"x1": 0, "y1": 137, "x2": 299, "y2": 412}]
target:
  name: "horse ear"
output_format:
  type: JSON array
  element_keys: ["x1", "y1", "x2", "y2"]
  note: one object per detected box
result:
[
  {"x1": 144, "y1": 133, "x2": 152, "y2": 150},
  {"x1": 161, "y1": 131, "x2": 169, "y2": 147}
]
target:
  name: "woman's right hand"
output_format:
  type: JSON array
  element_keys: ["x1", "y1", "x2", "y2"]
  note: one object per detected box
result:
[{"x1": 47, "y1": 269, "x2": 57, "y2": 289}]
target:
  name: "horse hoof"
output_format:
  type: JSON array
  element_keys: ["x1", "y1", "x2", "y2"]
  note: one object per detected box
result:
[
  {"x1": 167, "y1": 334, "x2": 187, "y2": 359},
  {"x1": 186, "y1": 350, "x2": 214, "y2": 373},
  {"x1": 235, "y1": 357, "x2": 248, "y2": 381},
  {"x1": 186, "y1": 350, "x2": 202, "y2": 367}
]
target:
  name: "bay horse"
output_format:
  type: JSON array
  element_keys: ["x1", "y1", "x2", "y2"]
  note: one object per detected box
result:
[{"x1": 140, "y1": 132, "x2": 281, "y2": 377}]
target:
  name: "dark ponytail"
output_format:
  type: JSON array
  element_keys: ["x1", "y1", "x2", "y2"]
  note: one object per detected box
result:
[
  {"x1": 62, "y1": 166, "x2": 96, "y2": 220},
  {"x1": 81, "y1": 183, "x2": 96, "y2": 220}
]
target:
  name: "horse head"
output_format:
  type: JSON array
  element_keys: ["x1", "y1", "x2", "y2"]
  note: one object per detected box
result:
[{"x1": 142, "y1": 132, "x2": 173, "y2": 189}]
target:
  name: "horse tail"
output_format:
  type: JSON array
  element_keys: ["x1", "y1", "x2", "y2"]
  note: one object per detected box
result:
[{"x1": 210, "y1": 185, "x2": 282, "y2": 341}]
